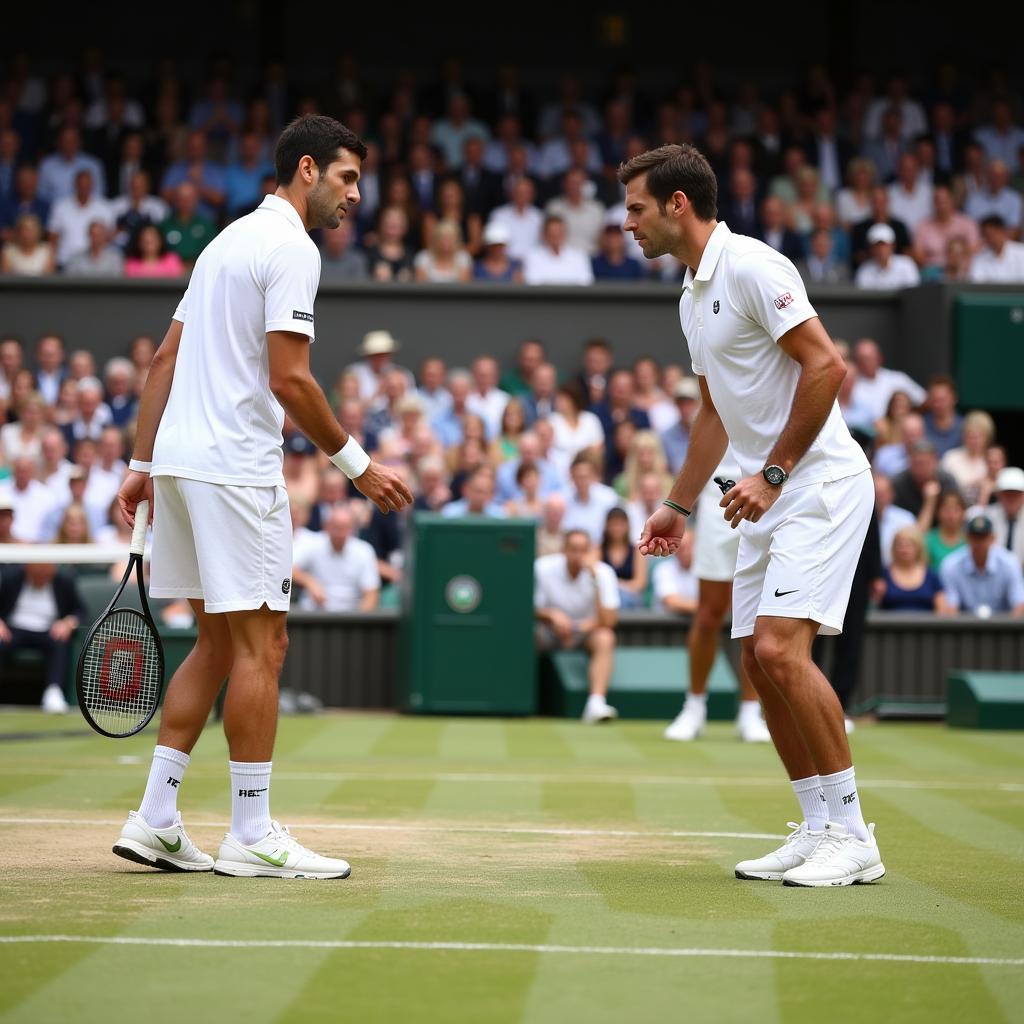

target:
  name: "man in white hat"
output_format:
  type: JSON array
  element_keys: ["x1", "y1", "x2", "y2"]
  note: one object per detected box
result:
[
  {"x1": 347, "y1": 329, "x2": 415, "y2": 403},
  {"x1": 985, "y1": 466, "x2": 1024, "y2": 568},
  {"x1": 854, "y1": 223, "x2": 921, "y2": 289}
]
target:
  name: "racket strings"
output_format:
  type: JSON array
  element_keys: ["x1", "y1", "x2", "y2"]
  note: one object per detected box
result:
[{"x1": 80, "y1": 609, "x2": 162, "y2": 735}]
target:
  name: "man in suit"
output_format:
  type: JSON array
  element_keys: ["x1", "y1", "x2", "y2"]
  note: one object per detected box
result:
[
  {"x1": 758, "y1": 195, "x2": 804, "y2": 262},
  {"x1": 0, "y1": 560, "x2": 86, "y2": 713},
  {"x1": 459, "y1": 136, "x2": 504, "y2": 221},
  {"x1": 805, "y1": 107, "x2": 855, "y2": 195},
  {"x1": 721, "y1": 168, "x2": 760, "y2": 238},
  {"x1": 850, "y1": 186, "x2": 912, "y2": 268},
  {"x1": 863, "y1": 106, "x2": 907, "y2": 183}
]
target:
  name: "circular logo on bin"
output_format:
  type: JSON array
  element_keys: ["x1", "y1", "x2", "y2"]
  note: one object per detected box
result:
[{"x1": 446, "y1": 575, "x2": 482, "y2": 613}]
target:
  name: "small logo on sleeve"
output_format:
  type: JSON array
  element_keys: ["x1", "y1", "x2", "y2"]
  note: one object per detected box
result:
[
  {"x1": 713, "y1": 299, "x2": 720, "y2": 314},
  {"x1": 292, "y1": 310, "x2": 314, "y2": 322},
  {"x1": 282, "y1": 578, "x2": 291, "y2": 594},
  {"x1": 774, "y1": 292, "x2": 794, "y2": 310}
]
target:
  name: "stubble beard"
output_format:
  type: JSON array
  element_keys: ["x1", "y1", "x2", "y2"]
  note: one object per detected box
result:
[{"x1": 308, "y1": 178, "x2": 342, "y2": 230}]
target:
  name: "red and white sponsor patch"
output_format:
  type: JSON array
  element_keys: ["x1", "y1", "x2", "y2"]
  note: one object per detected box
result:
[{"x1": 774, "y1": 292, "x2": 794, "y2": 310}]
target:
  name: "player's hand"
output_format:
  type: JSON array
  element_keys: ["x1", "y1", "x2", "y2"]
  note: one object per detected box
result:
[
  {"x1": 639, "y1": 504, "x2": 686, "y2": 557},
  {"x1": 549, "y1": 610, "x2": 574, "y2": 641},
  {"x1": 117, "y1": 471, "x2": 154, "y2": 528},
  {"x1": 720, "y1": 475, "x2": 781, "y2": 529},
  {"x1": 354, "y1": 461, "x2": 414, "y2": 514}
]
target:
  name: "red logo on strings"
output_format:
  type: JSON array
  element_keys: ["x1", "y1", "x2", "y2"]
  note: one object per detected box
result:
[
  {"x1": 99, "y1": 638, "x2": 144, "y2": 702},
  {"x1": 774, "y1": 292, "x2": 794, "y2": 310}
]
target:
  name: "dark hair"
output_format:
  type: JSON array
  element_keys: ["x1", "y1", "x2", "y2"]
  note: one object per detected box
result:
[
  {"x1": 602, "y1": 506, "x2": 630, "y2": 546},
  {"x1": 980, "y1": 214, "x2": 1007, "y2": 231},
  {"x1": 927, "y1": 374, "x2": 957, "y2": 393},
  {"x1": 616, "y1": 144, "x2": 717, "y2": 220},
  {"x1": 515, "y1": 461, "x2": 539, "y2": 486},
  {"x1": 274, "y1": 115, "x2": 367, "y2": 186},
  {"x1": 126, "y1": 224, "x2": 167, "y2": 261}
]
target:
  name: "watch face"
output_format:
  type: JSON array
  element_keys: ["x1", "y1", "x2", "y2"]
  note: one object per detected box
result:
[{"x1": 764, "y1": 466, "x2": 785, "y2": 486}]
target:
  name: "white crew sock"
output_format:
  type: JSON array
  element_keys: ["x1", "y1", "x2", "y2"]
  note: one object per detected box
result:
[
  {"x1": 819, "y1": 766, "x2": 870, "y2": 841},
  {"x1": 683, "y1": 692, "x2": 707, "y2": 714},
  {"x1": 230, "y1": 760, "x2": 273, "y2": 845},
  {"x1": 736, "y1": 699, "x2": 761, "y2": 722},
  {"x1": 791, "y1": 774, "x2": 828, "y2": 833},
  {"x1": 137, "y1": 745, "x2": 190, "y2": 828}
]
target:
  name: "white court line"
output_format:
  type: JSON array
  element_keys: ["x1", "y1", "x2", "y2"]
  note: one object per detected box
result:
[
  {"x1": 0, "y1": 935, "x2": 1020, "y2": 967},
  {"x1": 0, "y1": 817, "x2": 777, "y2": 841},
  {"x1": 4, "y1": 765, "x2": 1022, "y2": 792}
]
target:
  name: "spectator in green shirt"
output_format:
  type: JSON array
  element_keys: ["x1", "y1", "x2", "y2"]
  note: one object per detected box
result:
[
  {"x1": 926, "y1": 489, "x2": 967, "y2": 568},
  {"x1": 499, "y1": 338, "x2": 545, "y2": 397},
  {"x1": 160, "y1": 181, "x2": 216, "y2": 266}
]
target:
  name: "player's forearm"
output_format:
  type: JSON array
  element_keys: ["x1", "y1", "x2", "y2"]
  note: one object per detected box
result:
[
  {"x1": 664, "y1": 595, "x2": 698, "y2": 615},
  {"x1": 131, "y1": 322, "x2": 182, "y2": 461},
  {"x1": 668, "y1": 406, "x2": 729, "y2": 511},
  {"x1": 359, "y1": 590, "x2": 379, "y2": 611},
  {"x1": 595, "y1": 605, "x2": 618, "y2": 629},
  {"x1": 764, "y1": 357, "x2": 845, "y2": 477},
  {"x1": 273, "y1": 372, "x2": 347, "y2": 456}
]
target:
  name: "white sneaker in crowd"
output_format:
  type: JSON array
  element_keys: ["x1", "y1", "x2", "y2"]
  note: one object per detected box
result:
[
  {"x1": 664, "y1": 701, "x2": 706, "y2": 741},
  {"x1": 214, "y1": 820, "x2": 351, "y2": 879},
  {"x1": 734, "y1": 822, "x2": 824, "y2": 880},
  {"x1": 113, "y1": 811, "x2": 214, "y2": 872},
  {"x1": 782, "y1": 822, "x2": 885, "y2": 887},
  {"x1": 582, "y1": 694, "x2": 618, "y2": 723},
  {"x1": 736, "y1": 712, "x2": 772, "y2": 743},
  {"x1": 41, "y1": 684, "x2": 69, "y2": 714}
]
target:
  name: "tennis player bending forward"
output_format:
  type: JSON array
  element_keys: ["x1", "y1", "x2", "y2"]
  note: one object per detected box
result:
[
  {"x1": 114, "y1": 116, "x2": 412, "y2": 878},
  {"x1": 623, "y1": 144, "x2": 885, "y2": 887}
]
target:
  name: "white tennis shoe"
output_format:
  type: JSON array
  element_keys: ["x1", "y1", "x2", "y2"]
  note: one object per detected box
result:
[
  {"x1": 664, "y1": 701, "x2": 705, "y2": 741},
  {"x1": 582, "y1": 695, "x2": 618, "y2": 723},
  {"x1": 113, "y1": 810, "x2": 214, "y2": 871},
  {"x1": 213, "y1": 820, "x2": 351, "y2": 879},
  {"x1": 736, "y1": 713, "x2": 772, "y2": 743},
  {"x1": 734, "y1": 822, "x2": 824, "y2": 880},
  {"x1": 782, "y1": 821, "x2": 885, "y2": 887}
]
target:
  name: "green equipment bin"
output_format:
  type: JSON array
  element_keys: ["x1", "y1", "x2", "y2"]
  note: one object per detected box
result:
[
  {"x1": 955, "y1": 293, "x2": 1024, "y2": 410},
  {"x1": 398, "y1": 514, "x2": 537, "y2": 715}
]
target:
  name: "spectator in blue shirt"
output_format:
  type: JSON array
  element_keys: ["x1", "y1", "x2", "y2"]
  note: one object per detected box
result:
[
  {"x1": 939, "y1": 515, "x2": 1024, "y2": 616},
  {"x1": 922, "y1": 376, "x2": 964, "y2": 458},
  {"x1": 441, "y1": 467, "x2": 506, "y2": 518},
  {"x1": 0, "y1": 165, "x2": 49, "y2": 236},
  {"x1": 592, "y1": 223, "x2": 644, "y2": 280},
  {"x1": 223, "y1": 132, "x2": 274, "y2": 220},
  {"x1": 660, "y1": 377, "x2": 701, "y2": 473},
  {"x1": 160, "y1": 131, "x2": 226, "y2": 221},
  {"x1": 37, "y1": 127, "x2": 106, "y2": 204}
]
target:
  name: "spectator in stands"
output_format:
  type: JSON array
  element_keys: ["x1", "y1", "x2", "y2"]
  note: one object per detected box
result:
[
  {"x1": 968, "y1": 215, "x2": 1024, "y2": 282},
  {"x1": 660, "y1": 376, "x2": 701, "y2": 474},
  {"x1": 366, "y1": 367, "x2": 413, "y2": 438},
  {"x1": 490, "y1": 398, "x2": 527, "y2": 462},
  {"x1": 457, "y1": 135, "x2": 504, "y2": 221},
  {"x1": 319, "y1": 219, "x2": 368, "y2": 282},
  {"x1": 720, "y1": 167, "x2": 760, "y2": 238},
  {"x1": 414, "y1": 219, "x2": 472, "y2": 283},
  {"x1": 875, "y1": 471, "x2": 916, "y2": 567},
  {"x1": 102, "y1": 355, "x2": 138, "y2": 429},
  {"x1": 0, "y1": 392, "x2": 44, "y2": 462},
  {"x1": 851, "y1": 186, "x2": 911, "y2": 267},
  {"x1": 0, "y1": 337, "x2": 23, "y2": 404},
  {"x1": 48, "y1": 169, "x2": 113, "y2": 268},
  {"x1": 159, "y1": 130, "x2": 225, "y2": 221},
  {"x1": 0, "y1": 560, "x2": 86, "y2": 713},
  {"x1": 653, "y1": 529, "x2": 698, "y2": 614},
  {"x1": 486, "y1": 178, "x2": 543, "y2": 263},
  {"x1": 39, "y1": 427, "x2": 73, "y2": 503},
  {"x1": 38, "y1": 125, "x2": 105, "y2": 204},
  {"x1": 66, "y1": 376, "x2": 112, "y2": 445},
  {"x1": 34, "y1": 335, "x2": 66, "y2": 407},
  {"x1": 965, "y1": 161, "x2": 1022, "y2": 236},
  {"x1": 431, "y1": 370, "x2": 474, "y2": 450},
  {"x1": 523, "y1": 214, "x2": 593, "y2": 285},
  {"x1": 926, "y1": 490, "x2": 967, "y2": 569},
  {"x1": 441, "y1": 466, "x2": 505, "y2": 518},
  {"x1": 974, "y1": 99, "x2": 1024, "y2": 173},
  {"x1": 600, "y1": 505, "x2": 648, "y2": 609},
  {"x1": 422, "y1": 178, "x2": 482, "y2": 258},
  {"x1": 593, "y1": 369, "x2": 650, "y2": 450},
  {"x1": 0, "y1": 495, "x2": 12, "y2": 543},
  {"x1": 835, "y1": 157, "x2": 876, "y2": 229},
  {"x1": 615, "y1": 429, "x2": 671, "y2": 502},
  {"x1": 495, "y1": 431, "x2": 564, "y2": 503},
  {"x1": 430, "y1": 93, "x2": 489, "y2": 170},
  {"x1": 0, "y1": 165, "x2": 50, "y2": 244},
  {"x1": 500, "y1": 339, "x2": 545, "y2": 397},
  {"x1": 536, "y1": 493, "x2": 567, "y2": 557},
  {"x1": 879, "y1": 526, "x2": 951, "y2": 612},
  {"x1": 0, "y1": 455, "x2": 58, "y2": 541},
  {"x1": 65, "y1": 219, "x2": 124, "y2": 276},
  {"x1": 534, "y1": 528, "x2": 620, "y2": 723},
  {"x1": 986, "y1": 467, "x2": 1024, "y2": 569},
  {"x1": 521, "y1": 361, "x2": 558, "y2": 425},
  {"x1": 941, "y1": 411, "x2": 995, "y2": 504},
  {"x1": 55, "y1": 501, "x2": 92, "y2": 545},
  {"x1": 922, "y1": 376, "x2": 963, "y2": 457},
  {"x1": 632, "y1": 357, "x2": 677, "y2": 435},
  {"x1": 912, "y1": 185, "x2": 980, "y2": 277},
  {"x1": 943, "y1": 236, "x2": 973, "y2": 282},
  {"x1": 795, "y1": 228, "x2": 851, "y2": 285},
  {"x1": 109, "y1": 170, "x2": 169, "y2": 249},
  {"x1": 874, "y1": 389, "x2": 916, "y2": 449},
  {"x1": 1, "y1": 213, "x2": 54, "y2": 276},
  {"x1": 347, "y1": 330, "x2": 412, "y2": 405},
  {"x1": 128, "y1": 335, "x2": 155, "y2": 380},
  {"x1": 4, "y1": 368, "x2": 35, "y2": 421},
  {"x1": 549, "y1": 386, "x2": 604, "y2": 474},
  {"x1": 412, "y1": 455, "x2": 452, "y2": 513},
  {"x1": 855, "y1": 222, "x2": 921, "y2": 288},
  {"x1": 292, "y1": 505, "x2": 381, "y2": 612},
  {"x1": 68, "y1": 350, "x2": 97, "y2": 383},
  {"x1": 365, "y1": 205, "x2": 414, "y2": 282},
  {"x1": 224, "y1": 131, "x2": 273, "y2": 220},
  {"x1": 562, "y1": 453, "x2": 620, "y2": 543},
  {"x1": 415, "y1": 357, "x2": 452, "y2": 423},
  {"x1": 591, "y1": 222, "x2": 643, "y2": 280},
  {"x1": 863, "y1": 105, "x2": 908, "y2": 183},
  {"x1": 875, "y1": 410, "x2": 925, "y2": 477},
  {"x1": 466, "y1": 356, "x2": 510, "y2": 440},
  {"x1": 160, "y1": 182, "x2": 216, "y2": 265},
  {"x1": 850, "y1": 337, "x2": 926, "y2": 420},
  {"x1": 892, "y1": 439, "x2": 959, "y2": 525},
  {"x1": 886, "y1": 153, "x2": 933, "y2": 233},
  {"x1": 503, "y1": 462, "x2": 544, "y2": 519},
  {"x1": 757, "y1": 196, "x2": 803, "y2": 262},
  {"x1": 473, "y1": 221, "x2": 521, "y2": 282},
  {"x1": 940, "y1": 515, "x2": 1024, "y2": 617},
  {"x1": 545, "y1": 168, "x2": 605, "y2": 256},
  {"x1": 836, "y1": 359, "x2": 876, "y2": 444}
]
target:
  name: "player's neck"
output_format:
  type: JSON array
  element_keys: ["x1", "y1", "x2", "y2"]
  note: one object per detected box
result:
[
  {"x1": 676, "y1": 219, "x2": 719, "y2": 274},
  {"x1": 274, "y1": 187, "x2": 311, "y2": 231}
]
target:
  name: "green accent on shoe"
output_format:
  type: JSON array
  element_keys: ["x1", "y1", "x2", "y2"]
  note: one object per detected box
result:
[
  {"x1": 155, "y1": 834, "x2": 182, "y2": 853},
  {"x1": 252, "y1": 849, "x2": 288, "y2": 867}
]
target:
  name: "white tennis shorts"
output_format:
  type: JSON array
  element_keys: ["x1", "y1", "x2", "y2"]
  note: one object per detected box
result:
[
  {"x1": 693, "y1": 483, "x2": 740, "y2": 583},
  {"x1": 731, "y1": 469, "x2": 873, "y2": 639},
  {"x1": 150, "y1": 476, "x2": 292, "y2": 614}
]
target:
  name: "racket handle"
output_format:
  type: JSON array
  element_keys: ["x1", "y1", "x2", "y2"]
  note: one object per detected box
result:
[{"x1": 131, "y1": 499, "x2": 149, "y2": 556}]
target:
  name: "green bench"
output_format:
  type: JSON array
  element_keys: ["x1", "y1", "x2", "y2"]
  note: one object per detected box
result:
[
  {"x1": 540, "y1": 646, "x2": 738, "y2": 720},
  {"x1": 947, "y1": 672, "x2": 1024, "y2": 730}
]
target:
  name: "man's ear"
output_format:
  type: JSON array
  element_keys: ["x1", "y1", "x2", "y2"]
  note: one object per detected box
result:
[{"x1": 671, "y1": 190, "x2": 688, "y2": 217}]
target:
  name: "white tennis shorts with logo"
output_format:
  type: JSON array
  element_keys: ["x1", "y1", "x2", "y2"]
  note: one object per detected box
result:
[
  {"x1": 730, "y1": 469, "x2": 873, "y2": 639},
  {"x1": 150, "y1": 476, "x2": 293, "y2": 613}
]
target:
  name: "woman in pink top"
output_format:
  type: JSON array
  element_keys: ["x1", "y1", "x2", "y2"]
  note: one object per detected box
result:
[{"x1": 123, "y1": 224, "x2": 185, "y2": 278}]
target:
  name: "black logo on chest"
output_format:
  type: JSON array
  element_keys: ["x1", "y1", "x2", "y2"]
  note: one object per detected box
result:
[{"x1": 713, "y1": 299, "x2": 720, "y2": 314}]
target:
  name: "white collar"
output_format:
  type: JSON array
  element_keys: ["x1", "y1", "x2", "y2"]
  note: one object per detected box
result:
[
  {"x1": 682, "y1": 221, "x2": 730, "y2": 294},
  {"x1": 258, "y1": 194, "x2": 307, "y2": 233}
]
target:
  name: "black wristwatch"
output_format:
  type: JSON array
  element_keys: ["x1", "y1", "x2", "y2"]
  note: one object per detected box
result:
[{"x1": 762, "y1": 464, "x2": 788, "y2": 487}]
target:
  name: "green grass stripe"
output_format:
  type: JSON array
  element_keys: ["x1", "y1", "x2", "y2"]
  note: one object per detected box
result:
[
  {"x1": 503, "y1": 718, "x2": 576, "y2": 764},
  {"x1": 437, "y1": 718, "x2": 509, "y2": 762}
]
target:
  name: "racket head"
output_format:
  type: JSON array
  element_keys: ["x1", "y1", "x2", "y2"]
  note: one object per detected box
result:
[{"x1": 76, "y1": 605, "x2": 165, "y2": 738}]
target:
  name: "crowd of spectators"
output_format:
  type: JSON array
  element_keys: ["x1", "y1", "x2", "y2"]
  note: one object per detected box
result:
[
  {"x1": 2, "y1": 55, "x2": 1024, "y2": 287},
  {"x1": 2, "y1": 328, "x2": 1022, "y2": 642}
]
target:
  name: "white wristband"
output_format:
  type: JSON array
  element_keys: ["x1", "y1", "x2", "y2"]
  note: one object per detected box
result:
[
  {"x1": 329, "y1": 437, "x2": 370, "y2": 480},
  {"x1": 129, "y1": 459, "x2": 153, "y2": 474}
]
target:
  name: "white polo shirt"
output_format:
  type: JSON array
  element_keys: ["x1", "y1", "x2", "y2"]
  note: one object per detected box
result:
[
  {"x1": 152, "y1": 194, "x2": 320, "y2": 487},
  {"x1": 294, "y1": 533, "x2": 380, "y2": 612},
  {"x1": 679, "y1": 222, "x2": 868, "y2": 491},
  {"x1": 854, "y1": 255, "x2": 921, "y2": 289},
  {"x1": 968, "y1": 241, "x2": 1024, "y2": 283},
  {"x1": 534, "y1": 553, "x2": 620, "y2": 625}
]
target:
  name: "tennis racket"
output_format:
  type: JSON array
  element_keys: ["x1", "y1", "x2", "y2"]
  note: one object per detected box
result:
[{"x1": 76, "y1": 499, "x2": 165, "y2": 738}]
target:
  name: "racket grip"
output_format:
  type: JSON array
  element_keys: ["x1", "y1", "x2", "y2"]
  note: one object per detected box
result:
[{"x1": 131, "y1": 499, "x2": 149, "y2": 555}]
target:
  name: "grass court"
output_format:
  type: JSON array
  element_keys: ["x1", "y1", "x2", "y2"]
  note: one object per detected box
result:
[{"x1": 0, "y1": 710, "x2": 1022, "y2": 1023}]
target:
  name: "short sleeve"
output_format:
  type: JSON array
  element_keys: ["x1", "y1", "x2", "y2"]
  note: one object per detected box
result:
[
  {"x1": 595, "y1": 564, "x2": 621, "y2": 609},
  {"x1": 264, "y1": 239, "x2": 320, "y2": 341},
  {"x1": 172, "y1": 285, "x2": 189, "y2": 323},
  {"x1": 730, "y1": 249, "x2": 817, "y2": 343}
]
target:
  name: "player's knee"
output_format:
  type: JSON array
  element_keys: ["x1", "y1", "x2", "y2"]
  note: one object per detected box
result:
[
  {"x1": 753, "y1": 631, "x2": 796, "y2": 678},
  {"x1": 695, "y1": 603, "x2": 724, "y2": 632},
  {"x1": 591, "y1": 626, "x2": 616, "y2": 650},
  {"x1": 269, "y1": 629, "x2": 289, "y2": 669}
]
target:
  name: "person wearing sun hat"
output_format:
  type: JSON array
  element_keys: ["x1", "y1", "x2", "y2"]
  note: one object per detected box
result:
[
  {"x1": 854, "y1": 222, "x2": 922, "y2": 289},
  {"x1": 985, "y1": 466, "x2": 1024, "y2": 568},
  {"x1": 346, "y1": 329, "x2": 414, "y2": 403}
]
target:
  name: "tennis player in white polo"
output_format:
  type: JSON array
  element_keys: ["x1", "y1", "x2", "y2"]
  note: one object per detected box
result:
[
  {"x1": 623, "y1": 144, "x2": 884, "y2": 887},
  {"x1": 114, "y1": 115, "x2": 412, "y2": 878}
]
